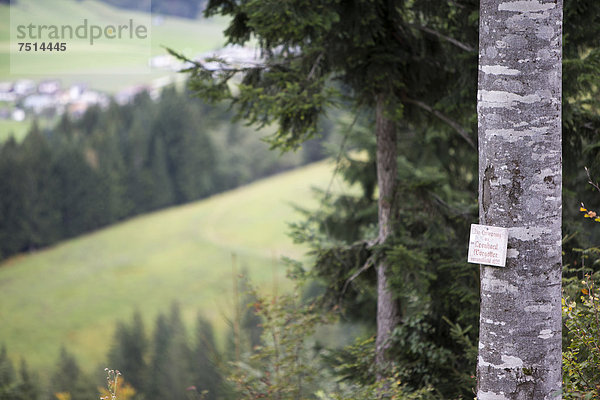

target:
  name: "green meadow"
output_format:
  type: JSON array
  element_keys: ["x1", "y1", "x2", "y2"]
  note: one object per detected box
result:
[
  {"x1": 0, "y1": 0, "x2": 228, "y2": 143},
  {"x1": 0, "y1": 159, "x2": 354, "y2": 373},
  {"x1": 0, "y1": 118, "x2": 31, "y2": 143},
  {"x1": 0, "y1": 0, "x2": 227, "y2": 88}
]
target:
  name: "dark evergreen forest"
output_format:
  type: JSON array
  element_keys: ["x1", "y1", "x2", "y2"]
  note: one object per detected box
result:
[
  {"x1": 0, "y1": 86, "x2": 330, "y2": 261},
  {"x1": 0, "y1": 304, "x2": 225, "y2": 400},
  {"x1": 0, "y1": 274, "x2": 266, "y2": 400}
]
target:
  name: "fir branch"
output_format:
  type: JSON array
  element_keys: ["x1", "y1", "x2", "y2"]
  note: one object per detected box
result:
[
  {"x1": 341, "y1": 253, "x2": 376, "y2": 296},
  {"x1": 409, "y1": 24, "x2": 475, "y2": 52},
  {"x1": 404, "y1": 97, "x2": 476, "y2": 149},
  {"x1": 307, "y1": 52, "x2": 324, "y2": 80},
  {"x1": 166, "y1": 47, "x2": 290, "y2": 75}
]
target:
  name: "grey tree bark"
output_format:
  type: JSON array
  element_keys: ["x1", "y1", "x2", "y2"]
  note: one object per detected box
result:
[
  {"x1": 374, "y1": 94, "x2": 401, "y2": 378},
  {"x1": 477, "y1": 1, "x2": 563, "y2": 399}
]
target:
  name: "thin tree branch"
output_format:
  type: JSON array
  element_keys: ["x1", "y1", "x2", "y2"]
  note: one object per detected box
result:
[
  {"x1": 341, "y1": 254, "x2": 376, "y2": 296},
  {"x1": 167, "y1": 47, "x2": 292, "y2": 74},
  {"x1": 307, "y1": 52, "x2": 324, "y2": 80},
  {"x1": 448, "y1": 0, "x2": 466, "y2": 8},
  {"x1": 430, "y1": 191, "x2": 476, "y2": 218},
  {"x1": 411, "y1": 24, "x2": 475, "y2": 52},
  {"x1": 585, "y1": 166, "x2": 600, "y2": 193},
  {"x1": 404, "y1": 97, "x2": 476, "y2": 149}
]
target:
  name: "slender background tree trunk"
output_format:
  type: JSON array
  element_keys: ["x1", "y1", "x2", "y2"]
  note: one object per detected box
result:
[
  {"x1": 477, "y1": 1, "x2": 563, "y2": 399},
  {"x1": 374, "y1": 94, "x2": 400, "y2": 378}
]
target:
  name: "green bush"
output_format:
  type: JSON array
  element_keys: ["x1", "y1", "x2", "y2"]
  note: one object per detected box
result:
[
  {"x1": 563, "y1": 275, "x2": 600, "y2": 399},
  {"x1": 227, "y1": 286, "x2": 436, "y2": 400},
  {"x1": 563, "y1": 199, "x2": 600, "y2": 399}
]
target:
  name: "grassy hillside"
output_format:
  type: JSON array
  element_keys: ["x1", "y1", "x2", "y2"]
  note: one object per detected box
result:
[
  {"x1": 0, "y1": 159, "x2": 353, "y2": 373},
  {"x1": 0, "y1": 0, "x2": 227, "y2": 89},
  {"x1": 0, "y1": 0, "x2": 228, "y2": 143},
  {"x1": 0, "y1": 118, "x2": 31, "y2": 143}
]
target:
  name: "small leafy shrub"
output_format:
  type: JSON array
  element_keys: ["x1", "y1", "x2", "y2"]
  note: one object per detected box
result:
[
  {"x1": 562, "y1": 186, "x2": 600, "y2": 399},
  {"x1": 316, "y1": 375, "x2": 435, "y2": 400},
  {"x1": 228, "y1": 286, "x2": 435, "y2": 400},
  {"x1": 228, "y1": 289, "x2": 331, "y2": 400},
  {"x1": 563, "y1": 276, "x2": 600, "y2": 399}
]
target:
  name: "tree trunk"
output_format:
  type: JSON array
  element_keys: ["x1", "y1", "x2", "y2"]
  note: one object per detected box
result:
[
  {"x1": 374, "y1": 94, "x2": 401, "y2": 379},
  {"x1": 477, "y1": 1, "x2": 563, "y2": 399}
]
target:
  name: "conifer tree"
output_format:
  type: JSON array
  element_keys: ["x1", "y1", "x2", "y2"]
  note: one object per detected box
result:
[
  {"x1": 51, "y1": 347, "x2": 80, "y2": 392},
  {"x1": 19, "y1": 128, "x2": 61, "y2": 250},
  {"x1": 146, "y1": 304, "x2": 193, "y2": 400},
  {"x1": 0, "y1": 345, "x2": 17, "y2": 399},
  {"x1": 16, "y1": 360, "x2": 38, "y2": 400},
  {"x1": 177, "y1": 0, "x2": 479, "y2": 377},
  {"x1": 152, "y1": 88, "x2": 216, "y2": 204},
  {"x1": 0, "y1": 140, "x2": 30, "y2": 257},
  {"x1": 190, "y1": 315, "x2": 221, "y2": 400},
  {"x1": 148, "y1": 135, "x2": 176, "y2": 210},
  {"x1": 56, "y1": 113, "x2": 74, "y2": 142},
  {"x1": 107, "y1": 312, "x2": 148, "y2": 393},
  {"x1": 53, "y1": 147, "x2": 107, "y2": 238}
]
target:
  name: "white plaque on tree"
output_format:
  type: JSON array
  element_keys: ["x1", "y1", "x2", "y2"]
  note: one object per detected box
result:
[{"x1": 467, "y1": 224, "x2": 509, "y2": 267}]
